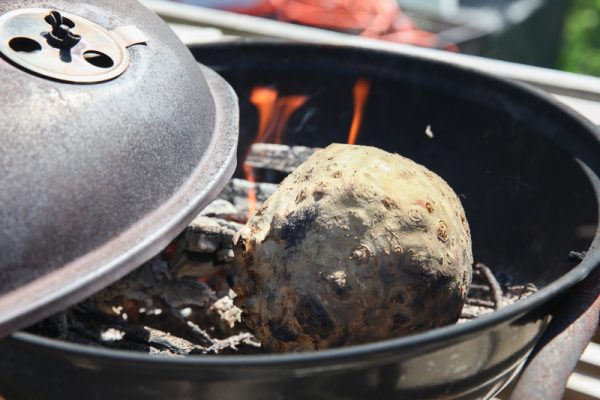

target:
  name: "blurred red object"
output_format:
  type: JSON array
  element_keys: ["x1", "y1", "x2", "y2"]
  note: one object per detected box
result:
[
  {"x1": 225, "y1": 0, "x2": 276, "y2": 15},
  {"x1": 219, "y1": 0, "x2": 456, "y2": 50}
]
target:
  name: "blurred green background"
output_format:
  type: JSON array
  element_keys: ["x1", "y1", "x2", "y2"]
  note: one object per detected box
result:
[{"x1": 560, "y1": 0, "x2": 600, "y2": 76}]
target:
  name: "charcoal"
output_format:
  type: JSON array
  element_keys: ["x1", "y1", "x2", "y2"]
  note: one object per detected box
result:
[
  {"x1": 199, "y1": 199, "x2": 239, "y2": 220},
  {"x1": 182, "y1": 216, "x2": 243, "y2": 253},
  {"x1": 218, "y1": 178, "x2": 278, "y2": 219},
  {"x1": 170, "y1": 253, "x2": 219, "y2": 279},
  {"x1": 92, "y1": 257, "x2": 217, "y2": 311},
  {"x1": 245, "y1": 143, "x2": 319, "y2": 173}
]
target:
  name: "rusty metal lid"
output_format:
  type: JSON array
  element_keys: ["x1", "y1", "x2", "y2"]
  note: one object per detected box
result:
[{"x1": 0, "y1": 1, "x2": 238, "y2": 337}]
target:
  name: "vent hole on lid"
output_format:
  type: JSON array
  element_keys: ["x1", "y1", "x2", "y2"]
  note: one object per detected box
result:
[
  {"x1": 83, "y1": 50, "x2": 114, "y2": 68},
  {"x1": 9, "y1": 37, "x2": 42, "y2": 53}
]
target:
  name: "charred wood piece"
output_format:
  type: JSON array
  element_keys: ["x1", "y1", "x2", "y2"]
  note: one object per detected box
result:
[
  {"x1": 91, "y1": 257, "x2": 217, "y2": 315},
  {"x1": 181, "y1": 215, "x2": 243, "y2": 254},
  {"x1": 187, "y1": 321, "x2": 261, "y2": 353},
  {"x1": 244, "y1": 143, "x2": 319, "y2": 173},
  {"x1": 199, "y1": 199, "x2": 240, "y2": 220},
  {"x1": 218, "y1": 178, "x2": 278, "y2": 219}
]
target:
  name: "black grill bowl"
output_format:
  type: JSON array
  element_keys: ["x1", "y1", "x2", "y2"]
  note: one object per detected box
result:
[{"x1": 0, "y1": 43, "x2": 598, "y2": 400}]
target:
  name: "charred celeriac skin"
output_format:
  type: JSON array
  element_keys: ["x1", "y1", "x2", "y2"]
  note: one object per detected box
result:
[{"x1": 233, "y1": 144, "x2": 473, "y2": 352}]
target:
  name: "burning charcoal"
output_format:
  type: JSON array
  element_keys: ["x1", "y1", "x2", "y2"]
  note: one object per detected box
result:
[
  {"x1": 162, "y1": 279, "x2": 218, "y2": 310},
  {"x1": 91, "y1": 258, "x2": 171, "y2": 304},
  {"x1": 174, "y1": 215, "x2": 242, "y2": 295},
  {"x1": 199, "y1": 199, "x2": 239, "y2": 220},
  {"x1": 245, "y1": 143, "x2": 319, "y2": 173},
  {"x1": 233, "y1": 144, "x2": 473, "y2": 352},
  {"x1": 218, "y1": 178, "x2": 278, "y2": 219},
  {"x1": 66, "y1": 281, "x2": 258, "y2": 355},
  {"x1": 170, "y1": 253, "x2": 218, "y2": 279},
  {"x1": 182, "y1": 215, "x2": 243, "y2": 253},
  {"x1": 170, "y1": 252, "x2": 231, "y2": 297},
  {"x1": 91, "y1": 257, "x2": 217, "y2": 318}
]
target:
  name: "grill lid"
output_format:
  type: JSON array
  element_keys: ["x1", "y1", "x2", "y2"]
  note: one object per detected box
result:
[{"x1": 0, "y1": 0, "x2": 238, "y2": 337}]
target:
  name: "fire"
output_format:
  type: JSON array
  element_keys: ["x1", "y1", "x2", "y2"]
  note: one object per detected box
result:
[
  {"x1": 245, "y1": 86, "x2": 308, "y2": 216},
  {"x1": 244, "y1": 79, "x2": 370, "y2": 216},
  {"x1": 242, "y1": 163, "x2": 258, "y2": 217},
  {"x1": 249, "y1": 87, "x2": 308, "y2": 144},
  {"x1": 347, "y1": 78, "x2": 371, "y2": 145},
  {"x1": 249, "y1": 87, "x2": 278, "y2": 143}
]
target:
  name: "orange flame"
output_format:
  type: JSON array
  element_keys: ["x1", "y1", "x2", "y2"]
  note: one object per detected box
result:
[
  {"x1": 242, "y1": 163, "x2": 258, "y2": 217},
  {"x1": 250, "y1": 87, "x2": 278, "y2": 143},
  {"x1": 271, "y1": 95, "x2": 309, "y2": 144},
  {"x1": 244, "y1": 80, "x2": 370, "y2": 216},
  {"x1": 250, "y1": 87, "x2": 308, "y2": 144},
  {"x1": 245, "y1": 86, "x2": 308, "y2": 216},
  {"x1": 347, "y1": 78, "x2": 371, "y2": 144}
]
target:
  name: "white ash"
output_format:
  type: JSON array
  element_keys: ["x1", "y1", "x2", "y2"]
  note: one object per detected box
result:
[
  {"x1": 210, "y1": 290, "x2": 243, "y2": 329},
  {"x1": 100, "y1": 328, "x2": 125, "y2": 342},
  {"x1": 93, "y1": 258, "x2": 217, "y2": 313},
  {"x1": 186, "y1": 321, "x2": 261, "y2": 353},
  {"x1": 180, "y1": 307, "x2": 192, "y2": 318}
]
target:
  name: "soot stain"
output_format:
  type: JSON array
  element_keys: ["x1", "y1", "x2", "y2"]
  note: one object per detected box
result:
[
  {"x1": 268, "y1": 320, "x2": 299, "y2": 342},
  {"x1": 294, "y1": 294, "x2": 334, "y2": 338},
  {"x1": 281, "y1": 206, "x2": 319, "y2": 249},
  {"x1": 392, "y1": 313, "x2": 410, "y2": 329}
]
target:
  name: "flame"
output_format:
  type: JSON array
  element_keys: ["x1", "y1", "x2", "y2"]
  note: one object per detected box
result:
[
  {"x1": 244, "y1": 80, "x2": 370, "y2": 216},
  {"x1": 245, "y1": 86, "x2": 308, "y2": 216},
  {"x1": 250, "y1": 87, "x2": 278, "y2": 143},
  {"x1": 347, "y1": 78, "x2": 371, "y2": 144},
  {"x1": 250, "y1": 87, "x2": 308, "y2": 144},
  {"x1": 242, "y1": 163, "x2": 258, "y2": 217},
  {"x1": 271, "y1": 95, "x2": 309, "y2": 144}
]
